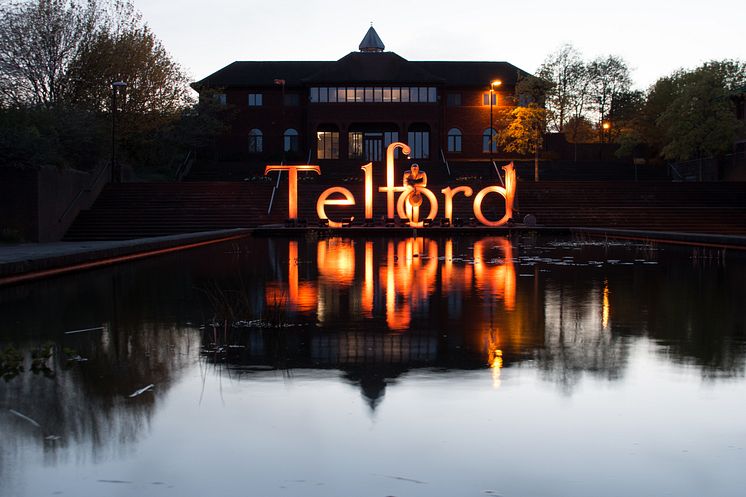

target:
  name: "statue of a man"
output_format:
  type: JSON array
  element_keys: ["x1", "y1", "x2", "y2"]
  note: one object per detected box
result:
[{"x1": 403, "y1": 163, "x2": 427, "y2": 206}]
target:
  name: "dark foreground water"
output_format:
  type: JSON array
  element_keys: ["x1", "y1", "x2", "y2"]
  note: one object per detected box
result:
[{"x1": 1, "y1": 234, "x2": 745, "y2": 497}]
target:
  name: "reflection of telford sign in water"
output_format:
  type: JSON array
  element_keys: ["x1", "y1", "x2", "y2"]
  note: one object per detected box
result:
[
  {"x1": 266, "y1": 237, "x2": 516, "y2": 332},
  {"x1": 265, "y1": 142, "x2": 517, "y2": 228}
]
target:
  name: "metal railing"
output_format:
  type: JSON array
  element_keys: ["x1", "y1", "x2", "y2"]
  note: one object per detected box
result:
[
  {"x1": 439, "y1": 148, "x2": 451, "y2": 177},
  {"x1": 492, "y1": 160, "x2": 504, "y2": 187},
  {"x1": 267, "y1": 163, "x2": 283, "y2": 215},
  {"x1": 174, "y1": 150, "x2": 194, "y2": 181}
]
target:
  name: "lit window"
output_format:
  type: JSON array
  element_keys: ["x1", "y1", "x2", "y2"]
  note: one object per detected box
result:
[
  {"x1": 482, "y1": 128, "x2": 497, "y2": 153},
  {"x1": 447, "y1": 93, "x2": 461, "y2": 107},
  {"x1": 401, "y1": 87, "x2": 410, "y2": 102},
  {"x1": 391, "y1": 87, "x2": 400, "y2": 102},
  {"x1": 248, "y1": 129, "x2": 263, "y2": 153},
  {"x1": 410, "y1": 87, "x2": 419, "y2": 103},
  {"x1": 348, "y1": 132, "x2": 363, "y2": 159},
  {"x1": 365, "y1": 87, "x2": 373, "y2": 102},
  {"x1": 317, "y1": 130, "x2": 339, "y2": 159},
  {"x1": 483, "y1": 93, "x2": 497, "y2": 106},
  {"x1": 383, "y1": 87, "x2": 391, "y2": 102},
  {"x1": 284, "y1": 128, "x2": 299, "y2": 153},
  {"x1": 355, "y1": 87, "x2": 364, "y2": 102},
  {"x1": 374, "y1": 87, "x2": 382, "y2": 102},
  {"x1": 337, "y1": 88, "x2": 346, "y2": 102},
  {"x1": 447, "y1": 128, "x2": 462, "y2": 153},
  {"x1": 248, "y1": 93, "x2": 262, "y2": 106}
]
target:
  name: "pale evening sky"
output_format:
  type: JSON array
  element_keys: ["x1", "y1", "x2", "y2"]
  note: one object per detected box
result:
[{"x1": 133, "y1": 0, "x2": 744, "y2": 91}]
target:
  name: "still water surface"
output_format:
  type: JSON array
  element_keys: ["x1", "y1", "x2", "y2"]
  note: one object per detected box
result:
[{"x1": 1, "y1": 235, "x2": 745, "y2": 497}]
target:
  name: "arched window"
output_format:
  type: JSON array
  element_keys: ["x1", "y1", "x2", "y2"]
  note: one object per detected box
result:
[
  {"x1": 482, "y1": 128, "x2": 497, "y2": 153},
  {"x1": 447, "y1": 128, "x2": 462, "y2": 153},
  {"x1": 283, "y1": 128, "x2": 299, "y2": 153},
  {"x1": 248, "y1": 129, "x2": 263, "y2": 153}
]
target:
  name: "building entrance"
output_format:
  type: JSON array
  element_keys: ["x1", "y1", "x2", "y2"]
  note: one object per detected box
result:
[{"x1": 364, "y1": 133, "x2": 383, "y2": 161}]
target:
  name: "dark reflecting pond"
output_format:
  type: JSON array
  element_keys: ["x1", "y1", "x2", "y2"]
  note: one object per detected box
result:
[{"x1": 1, "y1": 234, "x2": 745, "y2": 497}]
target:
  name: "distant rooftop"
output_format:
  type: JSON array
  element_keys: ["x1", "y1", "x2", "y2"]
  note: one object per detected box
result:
[
  {"x1": 193, "y1": 27, "x2": 530, "y2": 89},
  {"x1": 359, "y1": 26, "x2": 385, "y2": 52}
]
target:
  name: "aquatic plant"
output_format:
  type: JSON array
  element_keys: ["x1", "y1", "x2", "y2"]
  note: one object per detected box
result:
[{"x1": 1, "y1": 346, "x2": 24, "y2": 380}]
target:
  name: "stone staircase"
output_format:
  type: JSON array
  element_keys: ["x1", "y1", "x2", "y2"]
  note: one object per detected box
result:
[
  {"x1": 64, "y1": 182, "x2": 280, "y2": 240},
  {"x1": 64, "y1": 178, "x2": 746, "y2": 240}
]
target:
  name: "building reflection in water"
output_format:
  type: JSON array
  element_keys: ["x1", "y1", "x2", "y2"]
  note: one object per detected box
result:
[
  {"x1": 253, "y1": 236, "x2": 523, "y2": 400},
  {"x1": 268, "y1": 236, "x2": 517, "y2": 334},
  {"x1": 251, "y1": 235, "x2": 672, "y2": 401},
  {"x1": 1, "y1": 233, "x2": 744, "y2": 489}
]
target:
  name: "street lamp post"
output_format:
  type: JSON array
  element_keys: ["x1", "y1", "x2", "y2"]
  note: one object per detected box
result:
[
  {"x1": 601, "y1": 121, "x2": 611, "y2": 161},
  {"x1": 489, "y1": 80, "x2": 502, "y2": 173},
  {"x1": 274, "y1": 78, "x2": 286, "y2": 164},
  {"x1": 111, "y1": 81, "x2": 127, "y2": 183}
]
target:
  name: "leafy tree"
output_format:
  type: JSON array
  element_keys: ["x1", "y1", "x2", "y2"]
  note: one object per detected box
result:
[
  {"x1": 0, "y1": 106, "x2": 106, "y2": 170},
  {"x1": 564, "y1": 116, "x2": 597, "y2": 143},
  {"x1": 67, "y1": 25, "x2": 190, "y2": 127},
  {"x1": 515, "y1": 74, "x2": 552, "y2": 106},
  {"x1": 657, "y1": 61, "x2": 746, "y2": 162},
  {"x1": 0, "y1": 0, "x2": 194, "y2": 174},
  {"x1": 618, "y1": 60, "x2": 746, "y2": 163},
  {"x1": 497, "y1": 104, "x2": 547, "y2": 181}
]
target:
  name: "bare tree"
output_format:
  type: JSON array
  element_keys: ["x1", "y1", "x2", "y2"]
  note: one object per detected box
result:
[
  {"x1": 588, "y1": 55, "x2": 632, "y2": 141},
  {"x1": 537, "y1": 44, "x2": 586, "y2": 133},
  {"x1": 0, "y1": 0, "x2": 99, "y2": 107}
]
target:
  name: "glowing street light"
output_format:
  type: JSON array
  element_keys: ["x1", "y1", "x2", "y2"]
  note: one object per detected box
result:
[{"x1": 601, "y1": 121, "x2": 612, "y2": 159}]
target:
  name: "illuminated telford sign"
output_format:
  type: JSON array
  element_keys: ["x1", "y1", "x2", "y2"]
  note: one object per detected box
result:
[{"x1": 265, "y1": 142, "x2": 516, "y2": 227}]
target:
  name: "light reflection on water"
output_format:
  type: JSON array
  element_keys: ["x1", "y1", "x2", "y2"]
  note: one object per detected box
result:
[{"x1": 0, "y1": 235, "x2": 745, "y2": 497}]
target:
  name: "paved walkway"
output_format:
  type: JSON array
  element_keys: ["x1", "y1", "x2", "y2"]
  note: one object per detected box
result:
[{"x1": 0, "y1": 229, "x2": 251, "y2": 284}]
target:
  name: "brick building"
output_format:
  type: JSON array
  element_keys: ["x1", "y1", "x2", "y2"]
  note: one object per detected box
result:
[{"x1": 193, "y1": 27, "x2": 531, "y2": 170}]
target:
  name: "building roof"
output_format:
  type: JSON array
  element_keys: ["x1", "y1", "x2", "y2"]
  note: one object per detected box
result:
[
  {"x1": 417, "y1": 61, "x2": 527, "y2": 87},
  {"x1": 192, "y1": 61, "x2": 328, "y2": 89},
  {"x1": 193, "y1": 54, "x2": 529, "y2": 89},
  {"x1": 301, "y1": 52, "x2": 445, "y2": 84},
  {"x1": 359, "y1": 26, "x2": 385, "y2": 52}
]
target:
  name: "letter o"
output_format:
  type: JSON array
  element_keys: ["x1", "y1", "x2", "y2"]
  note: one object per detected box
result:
[
  {"x1": 473, "y1": 186, "x2": 511, "y2": 227},
  {"x1": 397, "y1": 187, "x2": 439, "y2": 226}
]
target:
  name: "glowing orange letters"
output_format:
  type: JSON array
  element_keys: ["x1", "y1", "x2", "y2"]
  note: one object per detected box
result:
[
  {"x1": 264, "y1": 164, "x2": 321, "y2": 219},
  {"x1": 264, "y1": 143, "x2": 517, "y2": 227}
]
